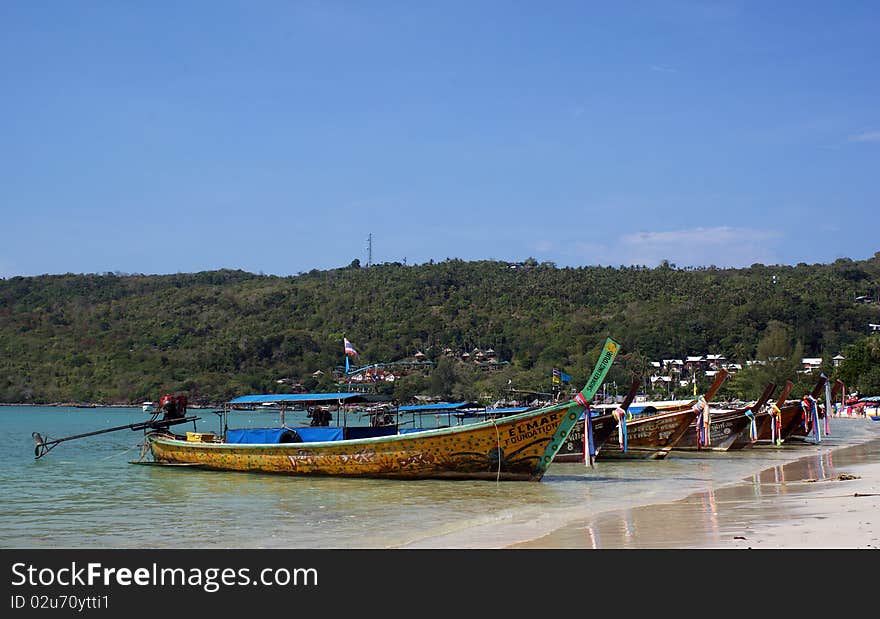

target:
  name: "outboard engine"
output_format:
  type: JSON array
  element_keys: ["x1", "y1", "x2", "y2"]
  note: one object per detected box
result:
[{"x1": 160, "y1": 394, "x2": 186, "y2": 421}]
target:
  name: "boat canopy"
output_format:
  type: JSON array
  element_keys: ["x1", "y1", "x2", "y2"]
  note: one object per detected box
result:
[
  {"x1": 228, "y1": 393, "x2": 367, "y2": 405},
  {"x1": 484, "y1": 407, "x2": 531, "y2": 415},
  {"x1": 293, "y1": 427, "x2": 344, "y2": 442},
  {"x1": 397, "y1": 402, "x2": 473, "y2": 413}
]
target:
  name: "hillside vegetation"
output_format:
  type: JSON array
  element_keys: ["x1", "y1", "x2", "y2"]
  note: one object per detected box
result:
[{"x1": 2, "y1": 254, "x2": 879, "y2": 405}]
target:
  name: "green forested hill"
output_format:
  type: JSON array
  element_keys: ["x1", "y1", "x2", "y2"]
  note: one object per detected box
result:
[{"x1": 2, "y1": 254, "x2": 879, "y2": 404}]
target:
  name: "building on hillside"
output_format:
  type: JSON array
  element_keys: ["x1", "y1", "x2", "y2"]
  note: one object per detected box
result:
[
  {"x1": 662, "y1": 359, "x2": 684, "y2": 375},
  {"x1": 801, "y1": 358, "x2": 823, "y2": 374},
  {"x1": 685, "y1": 356, "x2": 706, "y2": 373},
  {"x1": 476, "y1": 360, "x2": 511, "y2": 372},
  {"x1": 706, "y1": 354, "x2": 726, "y2": 369},
  {"x1": 275, "y1": 378, "x2": 306, "y2": 392},
  {"x1": 833, "y1": 354, "x2": 846, "y2": 367}
]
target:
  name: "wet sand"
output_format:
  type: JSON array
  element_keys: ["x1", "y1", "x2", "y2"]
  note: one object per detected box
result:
[{"x1": 510, "y1": 420, "x2": 880, "y2": 549}]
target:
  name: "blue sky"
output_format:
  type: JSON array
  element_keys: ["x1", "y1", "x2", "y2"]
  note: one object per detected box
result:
[{"x1": 2, "y1": 1, "x2": 878, "y2": 277}]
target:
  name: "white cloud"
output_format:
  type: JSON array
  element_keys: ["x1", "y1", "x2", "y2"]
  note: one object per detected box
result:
[
  {"x1": 848, "y1": 131, "x2": 880, "y2": 143},
  {"x1": 650, "y1": 64, "x2": 677, "y2": 73},
  {"x1": 618, "y1": 226, "x2": 782, "y2": 268}
]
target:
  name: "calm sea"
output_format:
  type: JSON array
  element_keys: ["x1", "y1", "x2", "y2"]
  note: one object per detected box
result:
[{"x1": 1, "y1": 406, "x2": 878, "y2": 549}]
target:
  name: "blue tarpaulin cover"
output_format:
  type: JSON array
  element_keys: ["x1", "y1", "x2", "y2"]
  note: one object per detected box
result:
[
  {"x1": 293, "y1": 427, "x2": 344, "y2": 442},
  {"x1": 226, "y1": 428, "x2": 296, "y2": 444},
  {"x1": 343, "y1": 426, "x2": 397, "y2": 440}
]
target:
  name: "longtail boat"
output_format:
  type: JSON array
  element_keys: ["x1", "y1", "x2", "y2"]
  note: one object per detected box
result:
[
  {"x1": 726, "y1": 382, "x2": 784, "y2": 450},
  {"x1": 787, "y1": 377, "x2": 843, "y2": 440},
  {"x1": 142, "y1": 339, "x2": 621, "y2": 481},
  {"x1": 779, "y1": 375, "x2": 828, "y2": 442},
  {"x1": 674, "y1": 382, "x2": 777, "y2": 452},
  {"x1": 753, "y1": 380, "x2": 794, "y2": 444},
  {"x1": 555, "y1": 378, "x2": 640, "y2": 463},
  {"x1": 754, "y1": 376, "x2": 827, "y2": 445},
  {"x1": 595, "y1": 369, "x2": 730, "y2": 460},
  {"x1": 786, "y1": 374, "x2": 832, "y2": 442}
]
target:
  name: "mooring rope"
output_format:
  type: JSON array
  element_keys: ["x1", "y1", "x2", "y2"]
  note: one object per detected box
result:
[{"x1": 100, "y1": 443, "x2": 142, "y2": 461}]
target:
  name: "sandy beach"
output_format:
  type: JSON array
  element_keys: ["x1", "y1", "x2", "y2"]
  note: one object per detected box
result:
[{"x1": 511, "y1": 418, "x2": 880, "y2": 549}]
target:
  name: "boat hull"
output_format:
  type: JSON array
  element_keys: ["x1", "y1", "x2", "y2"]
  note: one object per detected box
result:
[
  {"x1": 674, "y1": 410, "x2": 756, "y2": 452},
  {"x1": 755, "y1": 403, "x2": 801, "y2": 443},
  {"x1": 595, "y1": 409, "x2": 695, "y2": 460},
  {"x1": 147, "y1": 404, "x2": 583, "y2": 481},
  {"x1": 728, "y1": 412, "x2": 770, "y2": 449},
  {"x1": 786, "y1": 418, "x2": 817, "y2": 440},
  {"x1": 554, "y1": 414, "x2": 617, "y2": 463}
]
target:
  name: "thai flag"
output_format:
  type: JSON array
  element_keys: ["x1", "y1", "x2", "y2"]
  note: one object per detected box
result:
[{"x1": 344, "y1": 338, "x2": 359, "y2": 357}]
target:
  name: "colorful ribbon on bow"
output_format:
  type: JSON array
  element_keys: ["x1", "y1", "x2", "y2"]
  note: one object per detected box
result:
[
  {"x1": 583, "y1": 405, "x2": 596, "y2": 467},
  {"x1": 801, "y1": 397, "x2": 811, "y2": 432},
  {"x1": 809, "y1": 396, "x2": 821, "y2": 444},
  {"x1": 693, "y1": 397, "x2": 710, "y2": 448},
  {"x1": 745, "y1": 407, "x2": 758, "y2": 442},
  {"x1": 613, "y1": 407, "x2": 627, "y2": 452},
  {"x1": 770, "y1": 403, "x2": 782, "y2": 446}
]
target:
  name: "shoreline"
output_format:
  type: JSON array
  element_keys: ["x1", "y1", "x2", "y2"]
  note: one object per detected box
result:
[
  {"x1": 2, "y1": 404, "x2": 877, "y2": 550},
  {"x1": 509, "y1": 420, "x2": 880, "y2": 549}
]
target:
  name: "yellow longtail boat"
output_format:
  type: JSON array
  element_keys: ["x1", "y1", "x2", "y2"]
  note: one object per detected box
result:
[{"x1": 144, "y1": 338, "x2": 621, "y2": 481}]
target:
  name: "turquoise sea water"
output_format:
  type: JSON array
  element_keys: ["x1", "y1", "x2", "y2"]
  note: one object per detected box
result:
[{"x1": 1, "y1": 406, "x2": 878, "y2": 549}]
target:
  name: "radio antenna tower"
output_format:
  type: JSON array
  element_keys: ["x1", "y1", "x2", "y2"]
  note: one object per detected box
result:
[{"x1": 366, "y1": 232, "x2": 373, "y2": 267}]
